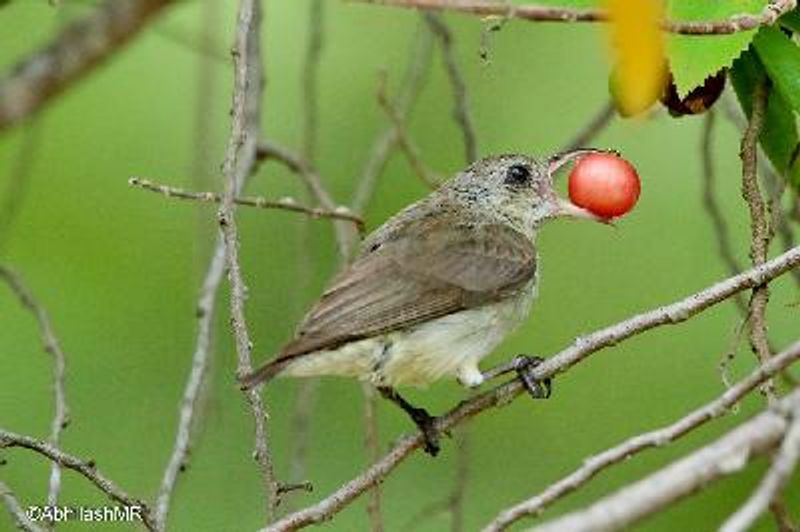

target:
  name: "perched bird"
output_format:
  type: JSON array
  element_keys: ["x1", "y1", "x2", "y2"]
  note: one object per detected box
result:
[{"x1": 241, "y1": 150, "x2": 608, "y2": 454}]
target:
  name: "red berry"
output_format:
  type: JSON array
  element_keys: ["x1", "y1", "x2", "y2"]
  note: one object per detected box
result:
[{"x1": 568, "y1": 153, "x2": 640, "y2": 219}]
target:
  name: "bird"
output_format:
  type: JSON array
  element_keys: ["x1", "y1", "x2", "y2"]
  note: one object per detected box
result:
[{"x1": 241, "y1": 150, "x2": 608, "y2": 455}]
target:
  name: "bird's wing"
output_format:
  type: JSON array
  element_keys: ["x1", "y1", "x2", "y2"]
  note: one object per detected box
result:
[{"x1": 277, "y1": 216, "x2": 536, "y2": 362}]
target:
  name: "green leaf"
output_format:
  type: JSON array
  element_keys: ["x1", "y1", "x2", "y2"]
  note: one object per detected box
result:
[
  {"x1": 753, "y1": 26, "x2": 800, "y2": 114},
  {"x1": 730, "y1": 50, "x2": 800, "y2": 190},
  {"x1": 667, "y1": 0, "x2": 767, "y2": 97},
  {"x1": 778, "y1": 8, "x2": 800, "y2": 33}
]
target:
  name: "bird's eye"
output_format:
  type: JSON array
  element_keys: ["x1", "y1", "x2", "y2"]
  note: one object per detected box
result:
[{"x1": 505, "y1": 164, "x2": 531, "y2": 186}]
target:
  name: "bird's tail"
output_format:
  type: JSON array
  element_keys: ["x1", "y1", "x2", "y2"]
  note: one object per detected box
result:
[{"x1": 238, "y1": 358, "x2": 290, "y2": 390}]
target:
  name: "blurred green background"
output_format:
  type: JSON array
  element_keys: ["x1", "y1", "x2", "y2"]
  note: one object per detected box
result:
[{"x1": 1, "y1": 1, "x2": 798, "y2": 531}]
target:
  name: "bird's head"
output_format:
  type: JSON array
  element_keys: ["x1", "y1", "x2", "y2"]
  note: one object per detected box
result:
[{"x1": 440, "y1": 150, "x2": 612, "y2": 236}]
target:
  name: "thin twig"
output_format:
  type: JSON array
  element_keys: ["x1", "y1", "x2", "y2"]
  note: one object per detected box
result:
[
  {"x1": 357, "y1": 0, "x2": 797, "y2": 35},
  {"x1": 482, "y1": 339, "x2": 800, "y2": 531},
  {"x1": 256, "y1": 140, "x2": 360, "y2": 259},
  {"x1": 450, "y1": 427, "x2": 469, "y2": 532},
  {"x1": 0, "y1": 480, "x2": 44, "y2": 532},
  {"x1": 701, "y1": 111, "x2": 747, "y2": 312},
  {"x1": 424, "y1": 12, "x2": 478, "y2": 163},
  {"x1": 286, "y1": 0, "x2": 326, "y2": 501},
  {"x1": 531, "y1": 389, "x2": 800, "y2": 532},
  {"x1": 0, "y1": 123, "x2": 42, "y2": 253},
  {"x1": 302, "y1": 0, "x2": 324, "y2": 162},
  {"x1": 218, "y1": 0, "x2": 278, "y2": 521},
  {"x1": 362, "y1": 385, "x2": 384, "y2": 532},
  {"x1": 0, "y1": 266, "x2": 69, "y2": 509},
  {"x1": 740, "y1": 82, "x2": 776, "y2": 401},
  {"x1": 128, "y1": 177, "x2": 364, "y2": 229},
  {"x1": 560, "y1": 100, "x2": 615, "y2": 154},
  {"x1": 721, "y1": 406, "x2": 800, "y2": 532},
  {"x1": 376, "y1": 73, "x2": 441, "y2": 189},
  {"x1": 286, "y1": 379, "x2": 318, "y2": 508},
  {"x1": 769, "y1": 496, "x2": 799, "y2": 532},
  {"x1": 427, "y1": 16, "x2": 477, "y2": 530},
  {"x1": 153, "y1": 238, "x2": 226, "y2": 530},
  {"x1": 0, "y1": 429, "x2": 155, "y2": 530},
  {"x1": 264, "y1": 246, "x2": 800, "y2": 531},
  {"x1": 0, "y1": 0, "x2": 172, "y2": 131},
  {"x1": 351, "y1": 21, "x2": 433, "y2": 214},
  {"x1": 720, "y1": 95, "x2": 800, "y2": 289}
]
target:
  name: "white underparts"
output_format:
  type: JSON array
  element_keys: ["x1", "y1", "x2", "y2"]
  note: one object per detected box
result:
[{"x1": 281, "y1": 278, "x2": 538, "y2": 387}]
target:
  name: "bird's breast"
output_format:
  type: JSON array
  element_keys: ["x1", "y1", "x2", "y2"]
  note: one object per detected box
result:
[{"x1": 377, "y1": 277, "x2": 539, "y2": 387}]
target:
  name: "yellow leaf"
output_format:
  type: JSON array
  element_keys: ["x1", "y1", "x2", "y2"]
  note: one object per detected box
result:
[{"x1": 606, "y1": 0, "x2": 668, "y2": 116}]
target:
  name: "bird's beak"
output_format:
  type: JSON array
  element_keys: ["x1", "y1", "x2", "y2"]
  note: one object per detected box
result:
[
  {"x1": 546, "y1": 147, "x2": 617, "y2": 225},
  {"x1": 553, "y1": 196, "x2": 613, "y2": 224}
]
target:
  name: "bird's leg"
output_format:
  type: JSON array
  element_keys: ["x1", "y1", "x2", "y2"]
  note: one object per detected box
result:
[
  {"x1": 377, "y1": 386, "x2": 440, "y2": 456},
  {"x1": 481, "y1": 355, "x2": 552, "y2": 399}
]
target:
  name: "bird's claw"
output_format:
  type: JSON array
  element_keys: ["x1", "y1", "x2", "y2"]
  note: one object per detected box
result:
[
  {"x1": 409, "y1": 407, "x2": 440, "y2": 456},
  {"x1": 514, "y1": 355, "x2": 551, "y2": 399}
]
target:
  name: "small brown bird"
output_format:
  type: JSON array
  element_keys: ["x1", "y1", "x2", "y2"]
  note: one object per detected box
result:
[{"x1": 242, "y1": 150, "x2": 608, "y2": 454}]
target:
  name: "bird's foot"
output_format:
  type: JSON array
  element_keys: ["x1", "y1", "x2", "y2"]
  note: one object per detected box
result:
[
  {"x1": 513, "y1": 355, "x2": 551, "y2": 399},
  {"x1": 408, "y1": 406, "x2": 440, "y2": 456},
  {"x1": 378, "y1": 386, "x2": 441, "y2": 456}
]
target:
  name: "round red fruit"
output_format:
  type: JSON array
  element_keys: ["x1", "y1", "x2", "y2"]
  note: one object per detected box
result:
[{"x1": 568, "y1": 153, "x2": 640, "y2": 219}]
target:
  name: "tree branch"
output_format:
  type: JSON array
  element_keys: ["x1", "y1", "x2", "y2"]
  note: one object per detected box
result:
[
  {"x1": 217, "y1": 0, "x2": 279, "y2": 521},
  {"x1": 351, "y1": 20, "x2": 433, "y2": 214},
  {"x1": 375, "y1": 73, "x2": 441, "y2": 189},
  {"x1": 0, "y1": 0, "x2": 171, "y2": 131},
  {"x1": 424, "y1": 12, "x2": 478, "y2": 163},
  {"x1": 700, "y1": 111, "x2": 748, "y2": 312},
  {"x1": 0, "y1": 266, "x2": 69, "y2": 510},
  {"x1": 721, "y1": 404, "x2": 800, "y2": 532},
  {"x1": 152, "y1": 237, "x2": 226, "y2": 530},
  {"x1": 0, "y1": 480, "x2": 44, "y2": 532},
  {"x1": 128, "y1": 177, "x2": 364, "y2": 229},
  {"x1": 256, "y1": 140, "x2": 360, "y2": 260},
  {"x1": 532, "y1": 388, "x2": 800, "y2": 532},
  {"x1": 740, "y1": 81, "x2": 776, "y2": 401},
  {"x1": 264, "y1": 246, "x2": 800, "y2": 531},
  {"x1": 560, "y1": 100, "x2": 615, "y2": 154},
  {"x1": 356, "y1": 0, "x2": 797, "y2": 35},
  {"x1": 362, "y1": 385, "x2": 385, "y2": 532},
  {"x1": 0, "y1": 429, "x2": 154, "y2": 530},
  {"x1": 482, "y1": 339, "x2": 800, "y2": 531}
]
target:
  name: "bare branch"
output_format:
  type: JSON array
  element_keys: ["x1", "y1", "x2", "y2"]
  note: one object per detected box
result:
[
  {"x1": 153, "y1": 238, "x2": 226, "y2": 530},
  {"x1": 740, "y1": 82, "x2": 776, "y2": 401},
  {"x1": 302, "y1": 0, "x2": 324, "y2": 162},
  {"x1": 0, "y1": 429, "x2": 155, "y2": 530},
  {"x1": 286, "y1": 379, "x2": 318, "y2": 506},
  {"x1": 265, "y1": 246, "x2": 800, "y2": 531},
  {"x1": 0, "y1": 0, "x2": 172, "y2": 131},
  {"x1": 128, "y1": 177, "x2": 364, "y2": 229},
  {"x1": 356, "y1": 0, "x2": 797, "y2": 35},
  {"x1": 362, "y1": 385, "x2": 384, "y2": 532},
  {"x1": 0, "y1": 123, "x2": 42, "y2": 253},
  {"x1": 376, "y1": 73, "x2": 441, "y2": 189},
  {"x1": 424, "y1": 12, "x2": 478, "y2": 163},
  {"x1": 0, "y1": 266, "x2": 69, "y2": 509},
  {"x1": 217, "y1": 0, "x2": 278, "y2": 521},
  {"x1": 532, "y1": 388, "x2": 800, "y2": 532},
  {"x1": 482, "y1": 339, "x2": 800, "y2": 531},
  {"x1": 700, "y1": 110, "x2": 747, "y2": 312},
  {"x1": 769, "y1": 496, "x2": 799, "y2": 532},
  {"x1": 721, "y1": 405, "x2": 800, "y2": 532},
  {"x1": 560, "y1": 100, "x2": 615, "y2": 154},
  {"x1": 351, "y1": 21, "x2": 433, "y2": 214},
  {"x1": 0, "y1": 480, "x2": 44, "y2": 532},
  {"x1": 256, "y1": 140, "x2": 360, "y2": 259}
]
